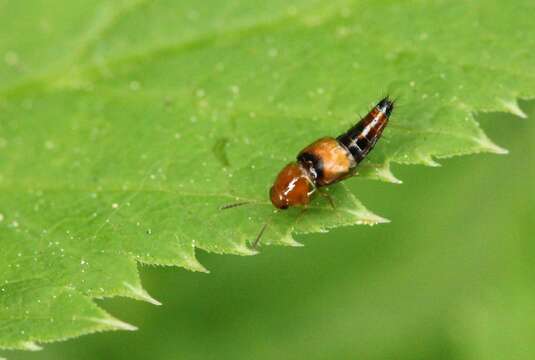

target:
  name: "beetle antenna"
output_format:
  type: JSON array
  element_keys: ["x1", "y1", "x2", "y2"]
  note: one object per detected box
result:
[
  {"x1": 252, "y1": 223, "x2": 269, "y2": 249},
  {"x1": 252, "y1": 209, "x2": 281, "y2": 249},
  {"x1": 219, "y1": 201, "x2": 251, "y2": 210},
  {"x1": 253, "y1": 207, "x2": 309, "y2": 249}
]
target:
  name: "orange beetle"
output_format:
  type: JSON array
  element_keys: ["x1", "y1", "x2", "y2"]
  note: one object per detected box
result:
[{"x1": 270, "y1": 97, "x2": 393, "y2": 209}]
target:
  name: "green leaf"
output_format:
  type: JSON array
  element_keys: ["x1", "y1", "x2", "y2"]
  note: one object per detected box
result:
[{"x1": 0, "y1": 0, "x2": 533, "y2": 351}]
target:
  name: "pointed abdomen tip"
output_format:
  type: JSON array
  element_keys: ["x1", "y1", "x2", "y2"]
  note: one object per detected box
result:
[{"x1": 377, "y1": 97, "x2": 394, "y2": 117}]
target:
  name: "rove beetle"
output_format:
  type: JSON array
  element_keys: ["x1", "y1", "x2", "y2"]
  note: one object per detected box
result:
[
  {"x1": 222, "y1": 97, "x2": 394, "y2": 247},
  {"x1": 270, "y1": 97, "x2": 394, "y2": 209}
]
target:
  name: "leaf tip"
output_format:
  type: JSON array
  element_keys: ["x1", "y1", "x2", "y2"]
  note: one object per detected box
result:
[
  {"x1": 233, "y1": 243, "x2": 259, "y2": 256},
  {"x1": 477, "y1": 135, "x2": 509, "y2": 155},
  {"x1": 123, "y1": 282, "x2": 162, "y2": 306},
  {"x1": 20, "y1": 342, "x2": 42, "y2": 352},
  {"x1": 88, "y1": 317, "x2": 138, "y2": 332},
  {"x1": 350, "y1": 209, "x2": 390, "y2": 225},
  {"x1": 183, "y1": 256, "x2": 210, "y2": 273},
  {"x1": 279, "y1": 232, "x2": 304, "y2": 247},
  {"x1": 417, "y1": 154, "x2": 441, "y2": 167},
  {"x1": 374, "y1": 162, "x2": 403, "y2": 184},
  {"x1": 499, "y1": 98, "x2": 528, "y2": 119},
  {"x1": 495, "y1": 147, "x2": 509, "y2": 155}
]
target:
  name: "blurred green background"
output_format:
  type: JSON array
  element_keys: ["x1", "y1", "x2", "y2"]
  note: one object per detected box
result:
[{"x1": 10, "y1": 102, "x2": 535, "y2": 359}]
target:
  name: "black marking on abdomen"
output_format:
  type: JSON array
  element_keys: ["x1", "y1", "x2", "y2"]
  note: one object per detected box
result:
[
  {"x1": 377, "y1": 97, "x2": 394, "y2": 117},
  {"x1": 337, "y1": 97, "x2": 393, "y2": 163},
  {"x1": 297, "y1": 152, "x2": 323, "y2": 181},
  {"x1": 337, "y1": 133, "x2": 366, "y2": 162}
]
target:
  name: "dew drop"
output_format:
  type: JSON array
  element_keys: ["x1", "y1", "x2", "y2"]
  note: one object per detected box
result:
[
  {"x1": 186, "y1": 10, "x2": 199, "y2": 21},
  {"x1": 336, "y1": 26, "x2": 349, "y2": 37},
  {"x1": 129, "y1": 81, "x2": 141, "y2": 91},
  {"x1": 230, "y1": 85, "x2": 240, "y2": 95},
  {"x1": 4, "y1": 51, "x2": 19, "y2": 66},
  {"x1": 44, "y1": 140, "x2": 56, "y2": 150},
  {"x1": 23, "y1": 98, "x2": 33, "y2": 110},
  {"x1": 287, "y1": 6, "x2": 297, "y2": 16}
]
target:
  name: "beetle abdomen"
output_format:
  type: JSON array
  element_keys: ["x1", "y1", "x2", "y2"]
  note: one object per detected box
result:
[
  {"x1": 269, "y1": 97, "x2": 393, "y2": 210},
  {"x1": 337, "y1": 97, "x2": 393, "y2": 163}
]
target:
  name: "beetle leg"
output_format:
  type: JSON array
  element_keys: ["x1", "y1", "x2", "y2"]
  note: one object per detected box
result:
[{"x1": 317, "y1": 188, "x2": 336, "y2": 209}]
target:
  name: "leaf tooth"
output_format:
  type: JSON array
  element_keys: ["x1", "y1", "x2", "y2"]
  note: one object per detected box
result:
[
  {"x1": 232, "y1": 243, "x2": 259, "y2": 256},
  {"x1": 499, "y1": 98, "x2": 528, "y2": 119},
  {"x1": 181, "y1": 254, "x2": 210, "y2": 274},
  {"x1": 278, "y1": 232, "x2": 304, "y2": 247},
  {"x1": 87, "y1": 317, "x2": 138, "y2": 332},
  {"x1": 123, "y1": 282, "x2": 162, "y2": 306},
  {"x1": 416, "y1": 154, "x2": 441, "y2": 167},
  {"x1": 373, "y1": 162, "x2": 403, "y2": 184},
  {"x1": 347, "y1": 208, "x2": 390, "y2": 226},
  {"x1": 19, "y1": 341, "x2": 42, "y2": 351},
  {"x1": 476, "y1": 133, "x2": 509, "y2": 155}
]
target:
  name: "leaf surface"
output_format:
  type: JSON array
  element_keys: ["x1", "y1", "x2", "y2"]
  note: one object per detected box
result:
[{"x1": 0, "y1": 0, "x2": 533, "y2": 350}]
